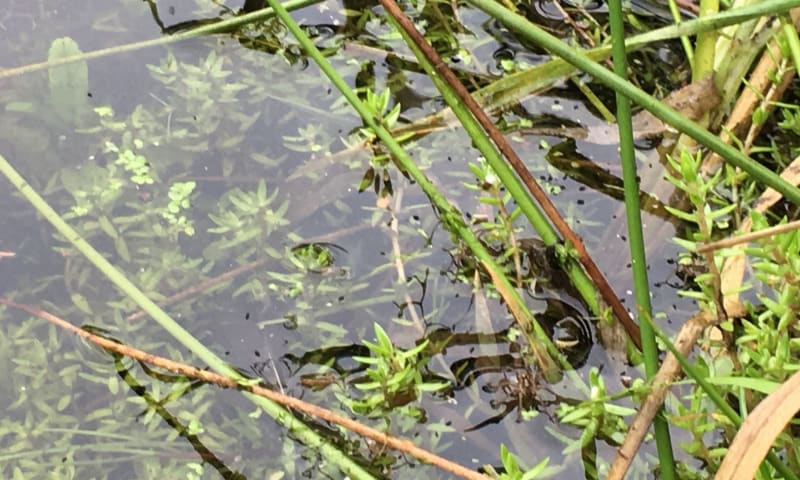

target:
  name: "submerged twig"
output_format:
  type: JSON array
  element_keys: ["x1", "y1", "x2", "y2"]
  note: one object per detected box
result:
[
  {"x1": 387, "y1": 187, "x2": 425, "y2": 333},
  {"x1": 0, "y1": 299, "x2": 488, "y2": 480},
  {"x1": 126, "y1": 258, "x2": 268, "y2": 322}
]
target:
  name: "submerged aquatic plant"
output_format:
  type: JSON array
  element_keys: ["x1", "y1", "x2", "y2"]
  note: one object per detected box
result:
[
  {"x1": 206, "y1": 179, "x2": 289, "y2": 261},
  {"x1": 147, "y1": 50, "x2": 258, "y2": 146}
]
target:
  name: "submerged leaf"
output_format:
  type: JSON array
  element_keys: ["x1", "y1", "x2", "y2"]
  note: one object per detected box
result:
[
  {"x1": 48, "y1": 37, "x2": 91, "y2": 125},
  {"x1": 358, "y1": 167, "x2": 375, "y2": 193}
]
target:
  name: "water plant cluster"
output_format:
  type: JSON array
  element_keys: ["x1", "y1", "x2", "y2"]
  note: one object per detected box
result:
[{"x1": 1, "y1": 0, "x2": 800, "y2": 478}]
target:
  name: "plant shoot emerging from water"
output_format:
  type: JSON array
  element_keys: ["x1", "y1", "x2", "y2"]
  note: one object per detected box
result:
[{"x1": 343, "y1": 323, "x2": 448, "y2": 420}]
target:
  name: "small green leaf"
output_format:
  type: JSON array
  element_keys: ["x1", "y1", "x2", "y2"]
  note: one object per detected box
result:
[
  {"x1": 358, "y1": 167, "x2": 376, "y2": 193},
  {"x1": 559, "y1": 405, "x2": 590, "y2": 424},
  {"x1": 98, "y1": 216, "x2": 118, "y2": 239},
  {"x1": 56, "y1": 395, "x2": 71, "y2": 411},
  {"x1": 114, "y1": 236, "x2": 130, "y2": 262},
  {"x1": 603, "y1": 403, "x2": 636, "y2": 417},
  {"x1": 70, "y1": 293, "x2": 92, "y2": 314},
  {"x1": 373, "y1": 324, "x2": 393, "y2": 353},
  {"x1": 108, "y1": 376, "x2": 119, "y2": 395},
  {"x1": 352, "y1": 355, "x2": 379, "y2": 365},
  {"x1": 521, "y1": 457, "x2": 550, "y2": 480}
]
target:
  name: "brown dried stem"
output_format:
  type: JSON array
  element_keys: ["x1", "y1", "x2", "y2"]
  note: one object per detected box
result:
[
  {"x1": 377, "y1": 0, "x2": 642, "y2": 350},
  {"x1": 698, "y1": 218, "x2": 800, "y2": 254},
  {"x1": 1, "y1": 298, "x2": 488, "y2": 480}
]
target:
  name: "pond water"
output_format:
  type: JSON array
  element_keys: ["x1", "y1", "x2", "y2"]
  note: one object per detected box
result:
[{"x1": 0, "y1": 0, "x2": 702, "y2": 478}]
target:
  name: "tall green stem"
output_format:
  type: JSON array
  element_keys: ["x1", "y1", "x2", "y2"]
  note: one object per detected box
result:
[
  {"x1": 694, "y1": 0, "x2": 720, "y2": 78},
  {"x1": 606, "y1": 0, "x2": 676, "y2": 474}
]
